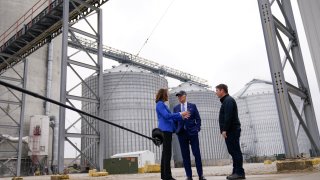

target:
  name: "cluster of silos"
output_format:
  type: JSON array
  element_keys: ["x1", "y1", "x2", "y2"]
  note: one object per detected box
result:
[
  {"x1": 81, "y1": 64, "x2": 168, "y2": 165},
  {"x1": 169, "y1": 82, "x2": 230, "y2": 166},
  {"x1": 234, "y1": 79, "x2": 311, "y2": 160},
  {"x1": 0, "y1": 0, "x2": 61, "y2": 176}
]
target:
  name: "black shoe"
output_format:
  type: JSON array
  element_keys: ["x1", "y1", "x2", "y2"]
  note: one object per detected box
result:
[
  {"x1": 199, "y1": 176, "x2": 206, "y2": 180},
  {"x1": 228, "y1": 173, "x2": 246, "y2": 179},
  {"x1": 226, "y1": 172, "x2": 235, "y2": 179},
  {"x1": 186, "y1": 177, "x2": 193, "y2": 180}
]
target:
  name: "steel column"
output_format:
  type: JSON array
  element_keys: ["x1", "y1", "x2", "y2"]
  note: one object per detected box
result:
[
  {"x1": 58, "y1": 0, "x2": 69, "y2": 173},
  {"x1": 258, "y1": 0, "x2": 299, "y2": 158},
  {"x1": 97, "y1": 9, "x2": 104, "y2": 170},
  {"x1": 258, "y1": 0, "x2": 320, "y2": 157},
  {"x1": 281, "y1": 0, "x2": 320, "y2": 155},
  {"x1": 58, "y1": 0, "x2": 104, "y2": 173},
  {"x1": 16, "y1": 59, "x2": 28, "y2": 176}
]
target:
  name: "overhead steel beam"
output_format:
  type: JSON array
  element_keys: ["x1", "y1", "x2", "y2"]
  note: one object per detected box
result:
[
  {"x1": 286, "y1": 82, "x2": 307, "y2": 99},
  {"x1": 68, "y1": 36, "x2": 210, "y2": 87},
  {"x1": 69, "y1": 27, "x2": 97, "y2": 40},
  {"x1": 65, "y1": 133, "x2": 99, "y2": 138},
  {"x1": 67, "y1": 59, "x2": 98, "y2": 70},
  {"x1": 0, "y1": 100, "x2": 21, "y2": 105},
  {"x1": 0, "y1": 76, "x2": 22, "y2": 83},
  {"x1": 66, "y1": 95, "x2": 99, "y2": 103}
]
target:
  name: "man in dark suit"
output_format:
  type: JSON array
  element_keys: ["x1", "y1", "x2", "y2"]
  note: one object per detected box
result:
[{"x1": 173, "y1": 90, "x2": 206, "y2": 180}]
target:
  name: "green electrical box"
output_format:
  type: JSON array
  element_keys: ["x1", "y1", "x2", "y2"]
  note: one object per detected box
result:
[{"x1": 103, "y1": 157, "x2": 138, "y2": 174}]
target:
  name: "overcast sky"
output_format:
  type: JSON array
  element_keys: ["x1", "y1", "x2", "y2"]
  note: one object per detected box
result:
[
  {"x1": 65, "y1": 0, "x2": 320, "y2": 157},
  {"x1": 97, "y1": 0, "x2": 320, "y2": 126}
]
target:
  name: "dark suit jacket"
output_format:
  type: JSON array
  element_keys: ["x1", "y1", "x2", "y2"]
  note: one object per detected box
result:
[{"x1": 173, "y1": 102, "x2": 201, "y2": 135}]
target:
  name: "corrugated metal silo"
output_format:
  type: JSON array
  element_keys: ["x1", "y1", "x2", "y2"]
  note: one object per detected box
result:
[
  {"x1": 169, "y1": 82, "x2": 229, "y2": 167},
  {"x1": 234, "y1": 79, "x2": 311, "y2": 160},
  {"x1": 82, "y1": 64, "x2": 168, "y2": 164}
]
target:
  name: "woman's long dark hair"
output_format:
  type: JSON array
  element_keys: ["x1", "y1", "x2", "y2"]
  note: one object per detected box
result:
[{"x1": 155, "y1": 88, "x2": 168, "y2": 103}]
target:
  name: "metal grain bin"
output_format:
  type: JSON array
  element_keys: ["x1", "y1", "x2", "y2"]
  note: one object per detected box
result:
[
  {"x1": 234, "y1": 79, "x2": 311, "y2": 160},
  {"x1": 82, "y1": 64, "x2": 168, "y2": 166},
  {"x1": 169, "y1": 82, "x2": 229, "y2": 166}
]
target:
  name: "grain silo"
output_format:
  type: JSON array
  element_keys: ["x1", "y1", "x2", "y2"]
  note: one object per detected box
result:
[
  {"x1": 234, "y1": 79, "x2": 311, "y2": 160},
  {"x1": 0, "y1": 0, "x2": 61, "y2": 176},
  {"x1": 169, "y1": 82, "x2": 229, "y2": 167},
  {"x1": 81, "y1": 64, "x2": 168, "y2": 165}
]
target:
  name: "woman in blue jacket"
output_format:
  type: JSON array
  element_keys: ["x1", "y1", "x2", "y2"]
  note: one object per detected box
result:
[{"x1": 155, "y1": 88, "x2": 189, "y2": 180}]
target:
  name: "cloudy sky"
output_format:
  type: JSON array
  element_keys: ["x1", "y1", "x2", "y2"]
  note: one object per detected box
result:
[
  {"x1": 65, "y1": 0, "x2": 320, "y2": 158},
  {"x1": 97, "y1": 0, "x2": 320, "y2": 125}
]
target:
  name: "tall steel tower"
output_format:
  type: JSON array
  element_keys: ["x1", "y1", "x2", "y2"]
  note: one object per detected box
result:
[{"x1": 258, "y1": 0, "x2": 320, "y2": 158}]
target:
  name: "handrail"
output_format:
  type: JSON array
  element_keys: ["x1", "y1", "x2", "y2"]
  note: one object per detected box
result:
[
  {"x1": 72, "y1": 36, "x2": 209, "y2": 87},
  {"x1": 0, "y1": 0, "x2": 51, "y2": 47}
]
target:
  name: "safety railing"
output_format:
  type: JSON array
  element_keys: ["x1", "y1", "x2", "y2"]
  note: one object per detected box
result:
[
  {"x1": 73, "y1": 35, "x2": 209, "y2": 87},
  {"x1": 0, "y1": 0, "x2": 52, "y2": 48}
]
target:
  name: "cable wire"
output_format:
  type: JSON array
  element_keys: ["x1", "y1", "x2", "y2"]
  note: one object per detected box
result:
[
  {"x1": 136, "y1": 0, "x2": 176, "y2": 57},
  {"x1": 0, "y1": 80, "x2": 157, "y2": 141}
]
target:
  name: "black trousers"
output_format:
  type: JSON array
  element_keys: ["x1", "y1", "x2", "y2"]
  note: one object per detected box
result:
[
  {"x1": 161, "y1": 131, "x2": 173, "y2": 180},
  {"x1": 225, "y1": 128, "x2": 245, "y2": 176}
]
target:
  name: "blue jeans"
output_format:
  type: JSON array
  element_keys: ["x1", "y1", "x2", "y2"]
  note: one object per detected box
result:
[{"x1": 225, "y1": 128, "x2": 245, "y2": 176}]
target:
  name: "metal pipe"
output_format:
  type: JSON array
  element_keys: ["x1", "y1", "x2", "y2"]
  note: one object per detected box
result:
[
  {"x1": 46, "y1": 40, "x2": 58, "y2": 173},
  {"x1": 45, "y1": 41, "x2": 53, "y2": 116},
  {"x1": 0, "y1": 134, "x2": 29, "y2": 143}
]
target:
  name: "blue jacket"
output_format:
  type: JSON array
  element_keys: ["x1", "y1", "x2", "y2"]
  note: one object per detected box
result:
[
  {"x1": 156, "y1": 101, "x2": 182, "y2": 132},
  {"x1": 173, "y1": 102, "x2": 201, "y2": 135}
]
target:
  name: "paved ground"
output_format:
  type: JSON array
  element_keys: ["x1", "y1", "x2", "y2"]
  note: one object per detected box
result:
[{"x1": 1, "y1": 163, "x2": 319, "y2": 180}]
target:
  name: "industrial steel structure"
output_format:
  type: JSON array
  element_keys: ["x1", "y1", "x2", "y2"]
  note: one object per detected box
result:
[
  {"x1": 258, "y1": 0, "x2": 320, "y2": 158},
  {"x1": 235, "y1": 79, "x2": 311, "y2": 159},
  {"x1": 169, "y1": 82, "x2": 229, "y2": 167},
  {"x1": 0, "y1": 0, "x2": 209, "y2": 176},
  {"x1": 0, "y1": 0, "x2": 320, "y2": 177},
  {"x1": 68, "y1": 35, "x2": 209, "y2": 88}
]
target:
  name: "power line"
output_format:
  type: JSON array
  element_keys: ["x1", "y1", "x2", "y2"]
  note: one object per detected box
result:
[{"x1": 136, "y1": 0, "x2": 176, "y2": 57}]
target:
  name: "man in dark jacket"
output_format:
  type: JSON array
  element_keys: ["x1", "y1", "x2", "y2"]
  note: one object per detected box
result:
[
  {"x1": 216, "y1": 84, "x2": 245, "y2": 180},
  {"x1": 173, "y1": 90, "x2": 206, "y2": 180}
]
